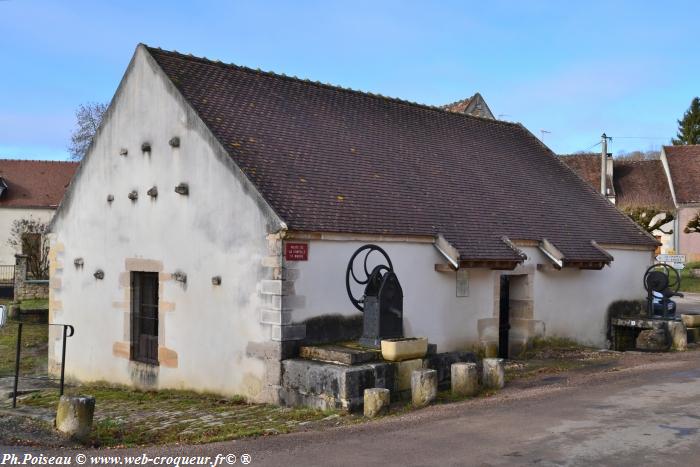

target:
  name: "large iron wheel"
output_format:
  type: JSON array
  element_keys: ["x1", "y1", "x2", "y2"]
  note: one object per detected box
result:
[
  {"x1": 345, "y1": 245, "x2": 393, "y2": 312},
  {"x1": 643, "y1": 263, "x2": 680, "y2": 294}
]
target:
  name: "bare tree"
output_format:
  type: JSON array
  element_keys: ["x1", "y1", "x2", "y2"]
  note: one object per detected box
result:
[
  {"x1": 685, "y1": 211, "x2": 700, "y2": 234},
  {"x1": 68, "y1": 102, "x2": 108, "y2": 160},
  {"x1": 615, "y1": 150, "x2": 661, "y2": 161},
  {"x1": 620, "y1": 205, "x2": 674, "y2": 235},
  {"x1": 8, "y1": 218, "x2": 50, "y2": 279}
]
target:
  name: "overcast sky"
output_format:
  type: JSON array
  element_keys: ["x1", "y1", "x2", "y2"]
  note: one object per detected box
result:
[{"x1": 1, "y1": 0, "x2": 698, "y2": 160}]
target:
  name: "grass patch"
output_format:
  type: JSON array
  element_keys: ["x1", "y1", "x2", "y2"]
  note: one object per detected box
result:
[
  {"x1": 505, "y1": 336, "x2": 617, "y2": 383},
  {"x1": 680, "y1": 262, "x2": 700, "y2": 293},
  {"x1": 518, "y1": 336, "x2": 584, "y2": 359},
  {"x1": 0, "y1": 320, "x2": 48, "y2": 377},
  {"x1": 20, "y1": 298, "x2": 49, "y2": 310},
  {"x1": 20, "y1": 383, "x2": 342, "y2": 447}
]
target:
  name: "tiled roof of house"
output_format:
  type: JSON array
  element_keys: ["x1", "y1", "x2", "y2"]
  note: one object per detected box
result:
[
  {"x1": 558, "y1": 153, "x2": 614, "y2": 198},
  {"x1": 146, "y1": 46, "x2": 656, "y2": 263},
  {"x1": 613, "y1": 160, "x2": 674, "y2": 209},
  {"x1": 663, "y1": 145, "x2": 700, "y2": 205},
  {"x1": 0, "y1": 159, "x2": 78, "y2": 209}
]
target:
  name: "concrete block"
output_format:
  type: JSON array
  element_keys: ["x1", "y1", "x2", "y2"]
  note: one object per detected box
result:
[
  {"x1": 681, "y1": 314, "x2": 700, "y2": 327},
  {"x1": 395, "y1": 358, "x2": 424, "y2": 391},
  {"x1": 56, "y1": 395, "x2": 95, "y2": 441},
  {"x1": 271, "y1": 324, "x2": 306, "y2": 342},
  {"x1": 261, "y1": 255, "x2": 282, "y2": 268},
  {"x1": 260, "y1": 280, "x2": 295, "y2": 296},
  {"x1": 423, "y1": 351, "x2": 477, "y2": 389},
  {"x1": 266, "y1": 294, "x2": 306, "y2": 311},
  {"x1": 260, "y1": 308, "x2": 293, "y2": 325},
  {"x1": 364, "y1": 388, "x2": 390, "y2": 418},
  {"x1": 281, "y1": 359, "x2": 394, "y2": 412},
  {"x1": 411, "y1": 368, "x2": 437, "y2": 407},
  {"x1": 299, "y1": 344, "x2": 380, "y2": 365},
  {"x1": 157, "y1": 346, "x2": 178, "y2": 368},
  {"x1": 451, "y1": 362, "x2": 479, "y2": 397},
  {"x1": 482, "y1": 358, "x2": 505, "y2": 390},
  {"x1": 668, "y1": 321, "x2": 687, "y2": 351},
  {"x1": 246, "y1": 341, "x2": 299, "y2": 360}
]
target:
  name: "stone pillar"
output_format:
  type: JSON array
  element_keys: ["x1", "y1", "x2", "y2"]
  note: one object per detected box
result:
[
  {"x1": 411, "y1": 368, "x2": 437, "y2": 407},
  {"x1": 668, "y1": 321, "x2": 688, "y2": 351},
  {"x1": 55, "y1": 395, "x2": 95, "y2": 441},
  {"x1": 14, "y1": 254, "x2": 27, "y2": 300},
  {"x1": 482, "y1": 358, "x2": 505, "y2": 390},
  {"x1": 451, "y1": 362, "x2": 479, "y2": 397},
  {"x1": 364, "y1": 388, "x2": 390, "y2": 418}
]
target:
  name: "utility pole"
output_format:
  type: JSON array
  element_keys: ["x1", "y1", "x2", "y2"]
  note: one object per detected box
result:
[{"x1": 600, "y1": 133, "x2": 608, "y2": 196}]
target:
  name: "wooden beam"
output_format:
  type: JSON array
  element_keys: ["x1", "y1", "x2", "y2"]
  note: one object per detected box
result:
[{"x1": 284, "y1": 230, "x2": 434, "y2": 243}]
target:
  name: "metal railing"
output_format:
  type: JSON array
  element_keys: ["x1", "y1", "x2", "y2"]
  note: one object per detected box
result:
[
  {"x1": 12, "y1": 321, "x2": 74, "y2": 408},
  {"x1": 0, "y1": 265, "x2": 15, "y2": 284}
]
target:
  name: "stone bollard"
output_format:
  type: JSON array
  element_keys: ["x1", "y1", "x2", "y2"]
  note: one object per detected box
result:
[
  {"x1": 451, "y1": 362, "x2": 479, "y2": 397},
  {"x1": 668, "y1": 321, "x2": 688, "y2": 351},
  {"x1": 56, "y1": 395, "x2": 95, "y2": 441},
  {"x1": 411, "y1": 368, "x2": 437, "y2": 407},
  {"x1": 482, "y1": 358, "x2": 505, "y2": 390},
  {"x1": 364, "y1": 388, "x2": 390, "y2": 418}
]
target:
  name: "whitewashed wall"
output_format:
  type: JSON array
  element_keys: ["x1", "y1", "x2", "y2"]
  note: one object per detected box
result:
[
  {"x1": 292, "y1": 240, "x2": 494, "y2": 352},
  {"x1": 49, "y1": 46, "x2": 278, "y2": 399},
  {"x1": 525, "y1": 246, "x2": 652, "y2": 347},
  {"x1": 0, "y1": 208, "x2": 54, "y2": 265},
  {"x1": 291, "y1": 241, "x2": 652, "y2": 351}
]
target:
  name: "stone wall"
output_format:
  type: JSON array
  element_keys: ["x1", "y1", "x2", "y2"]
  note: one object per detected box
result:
[{"x1": 14, "y1": 254, "x2": 49, "y2": 301}]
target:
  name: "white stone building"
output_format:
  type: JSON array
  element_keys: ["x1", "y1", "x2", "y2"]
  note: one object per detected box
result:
[{"x1": 48, "y1": 44, "x2": 656, "y2": 403}]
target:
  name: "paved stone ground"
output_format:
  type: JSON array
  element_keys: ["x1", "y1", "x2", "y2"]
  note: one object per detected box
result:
[
  {"x1": 4, "y1": 351, "x2": 700, "y2": 465},
  {"x1": 676, "y1": 292, "x2": 700, "y2": 314}
]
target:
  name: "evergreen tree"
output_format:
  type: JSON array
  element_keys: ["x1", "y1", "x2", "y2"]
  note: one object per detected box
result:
[{"x1": 672, "y1": 97, "x2": 700, "y2": 145}]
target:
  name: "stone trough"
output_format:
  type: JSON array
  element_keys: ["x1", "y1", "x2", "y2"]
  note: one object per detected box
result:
[
  {"x1": 280, "y1": 343, "x2": 476, "y2": 412},
  {"x1": 611, "y1": 317, "x2": 687, "y2": 352}
]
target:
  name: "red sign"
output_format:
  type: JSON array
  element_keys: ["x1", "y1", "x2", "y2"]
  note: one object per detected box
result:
[{"x1": 285, "y1": 242, "x2": 309, "y2": 261}]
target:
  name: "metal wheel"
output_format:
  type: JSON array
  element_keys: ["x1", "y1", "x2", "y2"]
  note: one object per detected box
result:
[
  {"x1": 643, "y1": 263, "x2": 680, "y2": 294},
  {"x1": 345, "y1": 245, "x2": 393, "y2": 311}
]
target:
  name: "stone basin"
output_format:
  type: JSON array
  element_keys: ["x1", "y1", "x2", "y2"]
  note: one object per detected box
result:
[
  {"x1": 681, "y1": 314, "x2": 700, "y2": 327},
  {"x1": 381, "y1": 337, "x2": 428, "y2": 361}
]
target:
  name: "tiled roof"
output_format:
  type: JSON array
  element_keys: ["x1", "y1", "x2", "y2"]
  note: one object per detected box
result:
[
  {"x1": 147, "y1": 46, "x2": 656, "y2": 262},
  {"x1": 613, "y1": 160, "x2": 674, "y2": 210},
  {"x1": 663, "y1": 145, "x2": 700, "y2": 205},
  {"x1": 0, "y1": 159, "x2": 78, "y2": 209},
  {"x1": 558, "y1": 153, "x2": 615, "y2": 198}
]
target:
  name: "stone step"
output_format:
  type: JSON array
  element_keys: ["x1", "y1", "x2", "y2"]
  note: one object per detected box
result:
[{"x1": 299, "y1": 344, "x2": 380, "y2": 366}]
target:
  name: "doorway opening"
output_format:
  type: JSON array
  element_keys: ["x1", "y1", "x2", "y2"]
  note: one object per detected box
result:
[
  {"x1": 498, "y1": 275, "x2": 510, "y2": 359},
  {"x1": 130, "y1": 271, "x2": 159, "y2": 365}
]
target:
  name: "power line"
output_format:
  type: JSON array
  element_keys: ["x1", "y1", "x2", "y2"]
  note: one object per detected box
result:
[
  {"x1": 608, "y1": 136, "x2": 671, "y2": 140},
  {"x1": 583, "y1": 141, "x2": 601, "y2": 151}
]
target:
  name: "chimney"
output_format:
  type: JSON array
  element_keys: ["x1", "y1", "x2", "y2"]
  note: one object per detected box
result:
[{"x1": 600, "y1": 133, "x2": 607, "y2": 196}]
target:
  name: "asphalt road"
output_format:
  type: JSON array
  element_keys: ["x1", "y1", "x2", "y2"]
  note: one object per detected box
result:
[{"x1": 4, "y1": 353, "x2": 700, "y2": 466}]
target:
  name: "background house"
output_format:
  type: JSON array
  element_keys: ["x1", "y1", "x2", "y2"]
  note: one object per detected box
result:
[
  {"x1": 0, "y1": 159, "x2": 77, "y2": 265},
  {"x1": 660, "y1": 145, "x2": 700, "y2": 260},
  {"x1": 441, "y1": 92, "x2": 494, "y2": 119},
  {"x1": 560, "y1": 154, "x2": 674, "y2": 254},
  {"x1": 48, "y1": 44, "x2": 655, "y2": 403}
]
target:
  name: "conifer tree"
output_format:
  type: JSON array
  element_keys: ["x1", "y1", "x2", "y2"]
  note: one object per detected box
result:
[{"x1": 672, "y1": 97, "x2": 700, "y2": 145}]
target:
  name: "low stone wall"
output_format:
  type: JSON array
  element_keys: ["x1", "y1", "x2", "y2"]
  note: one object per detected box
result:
[{"x1": 14, "y1": 254, "x2": 49, "y2": 301}]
